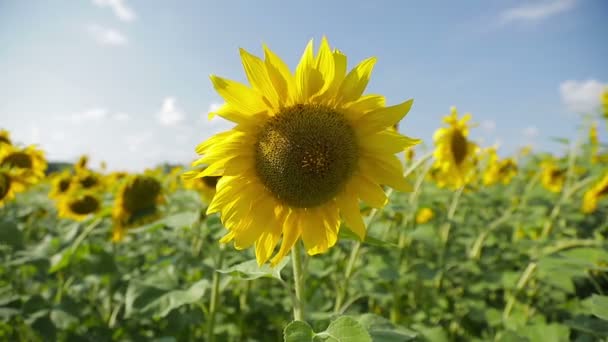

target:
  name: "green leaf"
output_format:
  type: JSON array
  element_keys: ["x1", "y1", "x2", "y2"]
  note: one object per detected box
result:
[
  {"x1": 320, "y1": 316, "x2": 372, "y2": 342},
  {"x1": 0, "y1": 219, "x2": 23, "y2": 250},
  {"x1": 590, "y1": 295, "x2": 608, "y2": 321},
  {"x1": 125, "y1": 279, "x2": 209, "y2": 319},
  {"x1": 216, "y1": 257, "x2": 290, "y2": 281},
  {"x1": 356, "y1": 314, "x2": 417, "y2": 341},
  {"x1": 284, "y1": 320, "x2": 315, "y2": 342},
  {"x1": 339, "y1": 226, "x2": 398, "y2": 248},
  {"x1": 518, "y1": 323, "x2": 570, "y2": 342}
]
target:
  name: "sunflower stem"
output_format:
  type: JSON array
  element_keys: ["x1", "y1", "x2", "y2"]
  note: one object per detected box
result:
[
  {"x1": 436, "y1": 187, "x2": 464, "y2": 290},
  {"x1": 291, "y1": 242, "x2": 306, "y2": 321},
  {"x1": 207, "y1": 244, "x2": 226, "y2": 342}
]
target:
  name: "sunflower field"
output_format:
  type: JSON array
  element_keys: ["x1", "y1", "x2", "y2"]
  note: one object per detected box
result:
[{"x1": 2, "y1": 39, "x2": 608, "y2": 342}]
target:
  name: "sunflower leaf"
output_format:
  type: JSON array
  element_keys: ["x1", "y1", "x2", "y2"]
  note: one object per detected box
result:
[{"x1": 216, "y1": 257, "x2": 290, "y2": 281}]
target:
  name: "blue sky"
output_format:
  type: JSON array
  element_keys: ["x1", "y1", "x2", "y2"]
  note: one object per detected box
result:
[{"x1": 1, "y1": 0, "x2": 606, "y2": 171}]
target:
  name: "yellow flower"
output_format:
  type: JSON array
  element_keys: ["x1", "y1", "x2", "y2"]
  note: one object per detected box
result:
[
  {"x1": 49, "y1": 170, "x2": 73, "y2": 200},
  {"x1": 482, "y1": 148, "x2": 518, "y2": 186},
  {"x1": 582, "y1": 172, "x2": 608, "y2": 214},
  {"x1": 415, "y1": 207, "x2": 434, "y2": 224},
  {"x1": 602, "y1": 87, "x2": 608, "y2": 119},
  {"x1": 57, "y1": 189, "x2": 102, "y2": 221},
  {"x1": 112, "y1": 175, "x2": 163, "y2": 242},
  {"x1": 431, "y1": 107, "x2": 478, "y2": 189},
  {"x1": 0, "y1": 167, "x2": 28, "y2": 206},
  {"x1": 589, "y1": 122, "x2": 600, "y2": 164},
  {"x1": 0, "y1": 129, "x2": 12, "y2": 146},
  {"x1": 75, "y1": 155, "x2": 89, "y2": 172},
  {"x1": 540, "y1": 160, "x2": 566, "y2": 193},
  {"x1": 182, "y1": 167, "x2": 220, "y2": 204},
  {"x1": 186, "y1": 37, "x2": 420, "y2": 266},
  {"x1": 73, "y1": 169, "x2": 104, "y2": 191},
  {"x1": 0, "y1": 144, "x2": 47, "y2": 184},
  {"x1": 519, "y1": 145, "x2": 532, "y2": 157}
]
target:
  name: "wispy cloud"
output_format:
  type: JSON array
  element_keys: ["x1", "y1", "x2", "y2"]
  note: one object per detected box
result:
[
  {"x1": 501, "y1": 0, "x2": 576, "y2": 23},
  {"x1": 481, "y1": 119, "x2": 496, "y2": 134},
  {"x1": 559, "y1": 79, "x2": 606, "y2": 114},
  {"x1": 157, "y1": 97, "x2": 185, "y2": 126},
  {"x1": 92, "y1": 0, "x2": 136, "y2": 22},
  {"x1": 88, "y1": 25, "x2": 128, "y2": 46},
  {"x1": 55, "y1": 108, "x2": 131, "y2": 124}
]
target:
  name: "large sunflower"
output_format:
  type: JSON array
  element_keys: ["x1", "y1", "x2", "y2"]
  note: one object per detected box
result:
[
  {"x1": 186, "y1": 37, "x2": 420, "y2": 266},
  {"x1": 431, "y1": 107, "x2": 478, "y2": 189},
  {"x1": 112, "y1": 175, "x2": 163, "y2": 242},
  {"x1": 57, "y1": 189, "x2": 102, "y2": 221},
  {"x1": 582, "y1": 172, "x2": 608, "y2": 214},
  {"x1": 0, "y1": 167, "x2": 28, "y2": 206},
  {"x1": 0, "y1": 144, "x2": 47, "y2": 184}
]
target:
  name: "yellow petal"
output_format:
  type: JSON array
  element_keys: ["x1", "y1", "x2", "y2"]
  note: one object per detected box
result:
[
  {"x1": 359, "y1": 154, "x2": 413, "y2": 192},
  {"x1": 310, "y1": 36, "x2": 335, "y2": 103},
  {"x1": 264, "y1": 44, "x2": 294, "y2": 106},
  {"x1": 352, "y1": 174, "x2": 388, "y2": 208},
  {"x1": 335, "y1": 188, "x2": 366, "y2": 241},
  {"x1": 337, "y1": 57, "x2": 376, "y2": 104},
  {"x1": 270, "y1": 209, "x2": 301, "y2": 266},
  {"x1": 294, "y1": 39, "x2": 323, "y2": 103},
  {"x1": 342, "y1": 94, "x2": 386, "y2": 120},
  {"x1": 210, "y1": 75, "x2": 268, "y2": 115},
  {"x1": 300, "y1": 205, "x2": 339, "y2": 255},
  {"x1": 240, "y1": 48, "x2": 279, "y2": 109},
  {"x1": 360, "y1": 130, "x2": 420, "y2": 154},
  {"x1": 355, "y1": 99, "x2": 414, "y2": 136}
]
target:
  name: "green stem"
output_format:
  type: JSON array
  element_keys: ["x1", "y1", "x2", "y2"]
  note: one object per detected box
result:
[
  {"x1": 207, "y1": 244, "x2": 226, "y2": 342},
  {"x1": 291, "y1": 242, "x2": 306, "y2": 321},
  {"x1": 436, "y1": 187, "x2": 464, "y2": 290},
  {"x1": 503, "y1": 262, "x2": 537, "y2": 320}
]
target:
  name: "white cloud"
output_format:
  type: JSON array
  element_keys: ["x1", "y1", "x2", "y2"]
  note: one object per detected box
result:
[
  {"x1": 559, "y1": 79, "x2": 606, "y2": 114},
  {"x1": 88, "y1": 25, "x2": 128, "y2": 46},
  {"x1": 501, "y1": 0, "x2": 576, "y2": 23},
  {"x1": 56, "y1": 108, "x2": 108, "y2": 124},
  {"x1": 92, "y1": 0, "x2": 136, "y2": 22},
  {"x1": 481, "y1": 119, "x2": 496, "y2": 133},
  {"x1": 112, "y1": 112, "x2": 130, "y2": 121},
  {"x1": 125, "y1": 132, "x2": 153, "y2": 152},
  {"x1": 158, "y1": 97, "x2": 185, "y2": 126},
  {"x1": 523, "y1": 125, "x2": 539, "y2": 139}
]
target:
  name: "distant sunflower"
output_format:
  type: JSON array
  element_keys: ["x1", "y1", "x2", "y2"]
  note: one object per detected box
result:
[
  {"x1": 73, "y1": 169, "x2": 104, "y2": 191},
  {"x1": 0, "y1": 167, "x2": 28, "y2": 206},
  {"x1": 186, "y1": 37, "x2": 420, "y2": 265},
  {"x1": 415, "y1": 207, "x2": 434, "y2": 224},
  {"x1": 0, "y1": 145, "x2": 47, "y2": 184},
  {"x1": 431, "y1": 107, "x2": 478, "y2": 189},
  {"x1": 75, "y1": 155, "x2": 89, "y2": 172},
  {"x1": 482, "y1": 148, "x2": 518, "y2": 186},
  {"x1": 49, "y1": 170, "x2": 73, "y2": 200},
  {"x1": 183, "y1": 165, "x2": 220, "y2": 203},
  {"x1": 0, "y1": 129, "x2": 11, "y2": 146},
  {"x1": 589, "y1": 122, "x2": 601, "y2": 164},
  {"x1": 57, "y1": 189, "x2": 102, "y2": 221},
  {"x1": 582, "y1": 173, "x2": 608, "y2": 214},
  {"x1": 602, "y1": 88, "x2": 608, "y2": 120},
  {"x1": 540, "y1": 160, "x2": 566, "y2": 193},
  {"x1": 112, "y1": 175, "x2": 163, "y2": 242}
]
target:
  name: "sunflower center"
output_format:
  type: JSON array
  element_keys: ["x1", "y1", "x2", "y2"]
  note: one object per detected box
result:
[
  {"x1": 0, "y1": 136, "x2": 10, "y2": 145},
  {"x1": 79, "y1": 175, "x2": 99, "y2": 188},
  {"x1": 450, "y1": 130, "x2": 468, "y2": 165},
  {"x1": 122, "y1": 176, "x2": 161, "y2": 214},
  {"x1": 69, "y1": 195, "x2": 100, "y2": 215},
  {"x1": 59, "y1": 178, "x2": 71, "y2": 193},
  {"x1": 2, "y1": 152, "x2": 32, "y2": 169},
  {"x1": 254, "y1": 104, "x2": 358, "y2": 208},
  {"x1": 0, "y1": 173, "x2": 10, "y2": 200}
]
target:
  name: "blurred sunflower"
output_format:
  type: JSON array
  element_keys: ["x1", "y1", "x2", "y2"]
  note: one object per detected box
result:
[
  {"x1": 602, "y1": 88, "x2": 608, "y2": 119},
  {"x1": 582, "y1": 172, "x2": 608, "y2": 214},
  {"x1": 49, "y1": 170, "x2": 73, "y2": 200},
  {"x1": 482, "y1": 148, "x2": 518, "y2": 186},
  {"x1": 431, "y1": 107, "x2": 478, "y2": 190},
  {"x1": 73, "y1": 169, "x2": 104, "y2": 191},
  {"x1": 0, "y1": 129, "x2": 12, "y2": 146},
  {"x1": 112, "y1": 175, "x2": 163, "y2": 242},
  {"x1": 0, "y1": 144, "x2": 47, "y2": 183},
  {"x1": 166, "y1": 166, "x2": 185, "y2": 192},
  {"x1": 0, "y1": 167, "x2": 28, "y2": 206},
  {"x1": 415, "y1": 207, "x2": 434, "y2": 224},
  {"x1": 183, "y1": 169, "x2": 220, "y2": 204},
  {"x1": 540, "y1": 159, "x2": 566, "y2": 193},
  {"x1": 57, "y1": 189, "x2": 102, "y2": 221},
  {"x1": 186, "y1": 37, "x2": 420, "y2": 265},
  {"x1": 75, "y1": 155, "x2": 89, "y2": 172}
]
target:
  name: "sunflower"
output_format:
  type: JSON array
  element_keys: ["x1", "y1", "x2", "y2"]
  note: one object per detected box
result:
[
  {"x1": 0, "y1": 129, "x2": 11, "y2": 146},
  {"x1": 75, "y1": 155, "x2": 89, "y2": 172},
  {"x1": 57, "y1": 189, "x2": 102, "y2": 221},
  {"x1": 112, "y1": 175, "x2": 163, "y2": 242},
  {"x1": 540, "y1": 160, "x2": 566, "y2": 193},
  {"x1": 73, "y1": 169, "x2": 104, "y2": 191},
  {"x1": 49, "y1": 170, "x2": 73, "y2": 200},
  {"x1": 0, "y1": 167, "x2": 28, "y2": 206},
  {"x1": 602, "y1": 88, "x2": 608, "y2": 119},
  {"x1": 482, "y1": 148, "x2": 518, "y2": 186},
  {"x1": 582, "y1": 172, "x2": 608, "y2": 214},
  {"x1": 0, "y1": 144, "x2": 47, "y2": 184},
  {"x1": 183, "y1": 170, "x2": 220, "y2": 204},
  {"x1": 185, "y1": 37, "x2": 420, "y2": 266},
  {"x1": 415, "y1": 207, "x2": 434, "y2": 224},
  {"x1": 431, "y1": 107, "x2": 478, "y2": 190}
]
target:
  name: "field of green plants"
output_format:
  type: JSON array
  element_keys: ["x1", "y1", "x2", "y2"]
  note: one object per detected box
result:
[{"x1": 1, "y1": 114, "x2": 608, "y2": 342}]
